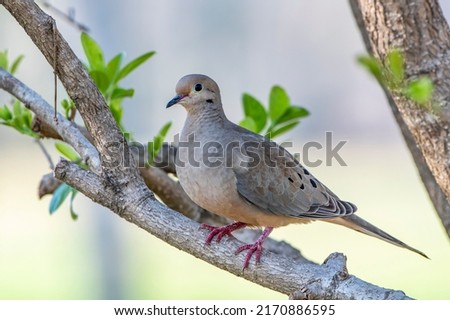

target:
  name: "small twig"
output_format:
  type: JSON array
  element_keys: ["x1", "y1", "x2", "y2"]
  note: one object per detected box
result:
[
  {"x1": 51, "y1": 18, "x2": 58, "y2": 124},
  {"x1": 42, "y1": 1, "x2": 90, "y2": 32},
  {"x1": 0, "y1": 68, "x2": 101, "y2": 173},
  {"x1": 68, "y1": 105, "x2": 77, "y2": 121},
  {"x1": 38, "y1": 172, "x2": 61, "y2": 199},
  {"x1": 35, "y1": 138, "x2": 54, "y2": 170}
]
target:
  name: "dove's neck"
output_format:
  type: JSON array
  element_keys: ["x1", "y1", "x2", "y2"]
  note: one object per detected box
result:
[{"x1": 182, "y1": 104, "x2": 229, "y2": 139}]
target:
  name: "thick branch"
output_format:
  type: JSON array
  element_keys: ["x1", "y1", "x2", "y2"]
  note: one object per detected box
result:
[
  {"x1": 349, "y1": 0, "x2": 450, "y2": 237},
  {"x1": 0, "y1": 68, "x2": 101, "y2": 172},
  {"x1": 55, "y1": 160, "x2": 412, "y2": 299},
  {"x1": 38, "y1": 172, "x2": 61, "y2": 198},
  {"x1": 32, "y1": 116, "x2": 94, "y2": 143},
  {"x1": 38, "y1": 164, "x2": 308, "y2": 260}
]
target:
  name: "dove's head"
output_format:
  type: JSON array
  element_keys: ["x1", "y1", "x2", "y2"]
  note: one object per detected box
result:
[{"x1": 166, "y1": 74, "x2": 222, "y2": 112}]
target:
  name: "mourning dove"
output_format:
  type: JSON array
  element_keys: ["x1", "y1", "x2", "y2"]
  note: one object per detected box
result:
[{"x1": 167, "y1": 74, "x2": 427, "y2": 269}]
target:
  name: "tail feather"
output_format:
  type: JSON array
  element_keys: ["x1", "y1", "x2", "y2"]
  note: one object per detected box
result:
[{"x1": 330, "y1": 214, "x2": 428, "y2": 259}]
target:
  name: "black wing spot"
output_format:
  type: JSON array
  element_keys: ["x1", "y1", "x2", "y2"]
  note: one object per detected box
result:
[
  {"x1": 297, "y1": 172, "x2": 303, "y2": 180},
  {"x1": 288, "y1": 177, "x2": 294, "y2": 183},
  {"x1": 310, "y1": 179, "x2": 317, "y2": 188},
  {"x1": 300, "y1": 183, "x2": 305, "y2": 190},
  {"x1": 303, "y1": 168, "x2": 310, "y2": 175}
]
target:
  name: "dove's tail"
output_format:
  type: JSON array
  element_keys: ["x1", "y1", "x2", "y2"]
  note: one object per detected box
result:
[{"x1": 330, "y1": 214, "x2": 428, "y2": 259}]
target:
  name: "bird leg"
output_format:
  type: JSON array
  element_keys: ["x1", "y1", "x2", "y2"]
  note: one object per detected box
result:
[
  {"x1": 200, "y1": 221, "x2": 248, "y2": 244},
  {"x1": 235, "y1": 227, "x2": 273, "y2": 269}
]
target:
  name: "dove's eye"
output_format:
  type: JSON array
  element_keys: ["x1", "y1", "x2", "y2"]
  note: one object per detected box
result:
[{"x1": 194, "y1": 83, "x2": 203, "y2": 92}]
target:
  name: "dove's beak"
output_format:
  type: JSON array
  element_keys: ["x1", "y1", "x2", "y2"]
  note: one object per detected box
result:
[{"x1": 166, "y1": 95, "x2": 186, "y2": 108}]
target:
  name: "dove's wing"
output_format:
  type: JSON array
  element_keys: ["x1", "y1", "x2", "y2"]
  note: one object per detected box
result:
[{"x1": 231, "y1": 129, "x2": 356, "y2": 219}]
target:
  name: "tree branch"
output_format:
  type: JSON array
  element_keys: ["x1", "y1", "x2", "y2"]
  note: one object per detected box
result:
[
  {"x1": 0, "y1": 0, "x2": 416, "y2": 299},
  {"x1": 0, "y1": 0, "x2": 135, "y2": 180},
  {"x1": 55, "y1": 159, "x2": 412, "y2": 299},
  {"x1": 0, "y1": 68, "x2": 101, "y2": 173},
  {"x1": 349, "y1": 0, "x2": 450, "y2": 237}
]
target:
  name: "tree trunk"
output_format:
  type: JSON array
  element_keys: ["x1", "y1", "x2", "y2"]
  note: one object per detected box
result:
[{"x1": 349, "y1": 0, "x2": 450, "y2": 237}]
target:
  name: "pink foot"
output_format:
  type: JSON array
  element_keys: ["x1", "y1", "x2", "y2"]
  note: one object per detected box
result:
[
  {"x1": 235, "y1": 227, "x2": 273, "y2": 269},
  {"x1": 200, "y1": 222, "x2": 247, "y2": 245}
]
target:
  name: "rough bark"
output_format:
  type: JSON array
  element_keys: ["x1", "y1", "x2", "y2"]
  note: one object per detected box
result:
[
  {"x1": 54, "y1": 159, "x2": 412, "y2": 300},
  {"x1": 0, "y1": 0, "x2": 417, "y2": 299},
  {"x1": 349, "y1": 0, "x2": 450, "y2": 237}
]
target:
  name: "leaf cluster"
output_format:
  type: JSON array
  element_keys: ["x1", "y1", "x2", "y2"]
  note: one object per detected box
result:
[
  {"x1": 358, "y1": 49, "x2": 436, "y2": 111},
  {"x1": 0, "y1": 51, "x2": 36, "y2": 137},
  {"x1": 0, "y1": 50, "x2": 24, "y2": 75},
  {"x1": 47, "y1": 33, "x2": 156, "y2": 218},
  {"x1": 80, "y1": 32, "x2": 155, "y2": 133},
  {"x1": 147, "y1": 121, "x2": 172, "y2": 166},
  {"x1": 0, "y1": 100, "x2": 37, "y2": 137},
  {"x1": 240, "y1": 86, "x2": 309, "y2": 138}
]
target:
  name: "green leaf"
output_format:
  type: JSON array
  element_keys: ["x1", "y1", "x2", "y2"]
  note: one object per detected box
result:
[
  {"x1": 106, "y1": 53, "x2": 124, "y2": 82},
  {"x1": 158, "y1": 121, "x2": 172, "y2": 139},
  {"x1": 89, "y1": 70, "x2": 110, "y2": 93},
  {"x1": 147, "y1": 141, "x2": 157, "y2": 165},
  {"x1": 0, "y1": 106, "x2": 12, "y2": 121},
  {"x1": 153, "y1": 123, "x2": 172, "y2": 154},
  {"x1": 116, "y1": 51, "x2": 155, "y2": 82},
  {"x1": 277, "y1": 105, "x2": 309, "y2": 124},
  {"x1": 269, "y1": 85, "x2": 290, "y2": 122},
  {"x1": 12, "y1": 100, "x2": 22, "y2": 118},
  {"x1": 109, "y1": 100, "x2": 124, "y2": 124},
  {"x1": 69, "y1": 190, "x2": 79, "y2": 220},
  {"x1": 386, "y1": 49, "x2": 404, "y2": 85},
  {"x1": 61, "y1": 99, "x2": 69, "y2": 110},
  {"x1": 0, "y1": 102, "x2": 36, "y2": 137},
  {"x1": 357, "y1": 55, "x2": 384, "y2": 84},
  {"x1": 111, "y1": 87, "x2": 135, "y2": 100},
  {"x1": 147, "y1": 122, "x2": 172, "y2": 165},
  {"x1": 0, "y1": 50, "x2": 8, "y2": 69},
  {"x1": 81, "y1": 32, "x2": 105, "y2": 71},
  {"x1": 148, "y1": 136, "x2": 162, "y2": 165},
  {"x1": 49, "y1": 183, "x2": 72, "y2": 214},
  {"x1": 407, "y1": 77, "x2": 434, "y2": 104},
  {"x1": 61, "y1": 99, "x2": 75, "y2": 118},
  {"x1": 123, "y1": 132, "x2": 132, "y2": 141},
  {"x1": 242, "y1": 93, "x2": 267, "y2": 133},
  {"x1": 150, "y1": 136, "x2": 162, "y2": 160},
  {"x1": 10, "y1": 54, "x2": 24, "y2": 75},
  {"x1": 239, "y1": 116, "x2": 257, "y2": 132},
  {"x1": 11, "y1": 117, "x2": 22, "y2": 130},
  {"x1": 55, "y1": 141, "x2": 80, "y2": 162},
  {"x1": 268, "y1": 121, "x2": 300, "y2": 139},
  {"x1": 21, "y1": 108, "x2": 33, "y2": 128}
]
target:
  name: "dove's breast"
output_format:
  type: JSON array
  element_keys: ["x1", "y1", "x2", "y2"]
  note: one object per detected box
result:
[{"x1": 176, "y1": 137, "x2": 305, "y2": 227}]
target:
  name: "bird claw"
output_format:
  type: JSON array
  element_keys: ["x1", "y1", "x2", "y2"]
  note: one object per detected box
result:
[
  {"x1": 235, "y1": 241, "x2": 264, "y2": 269},
  {"x1": 200, "y1": 222, "x2": 247, "y2": 245},
  {"x1": 235, "y1": 227, "x2": 274, "y2": 269},
  {"x1": 200, "y1": 224, "x2": 232, "y2": 244},
  {"x1": 200, "y1": 223, "x2": 273, "y2": 270}
]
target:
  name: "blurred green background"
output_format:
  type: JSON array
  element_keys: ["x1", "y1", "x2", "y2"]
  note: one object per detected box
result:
[{"x1": 1, "y1": 0, "x2": 449, "y2": 299}]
